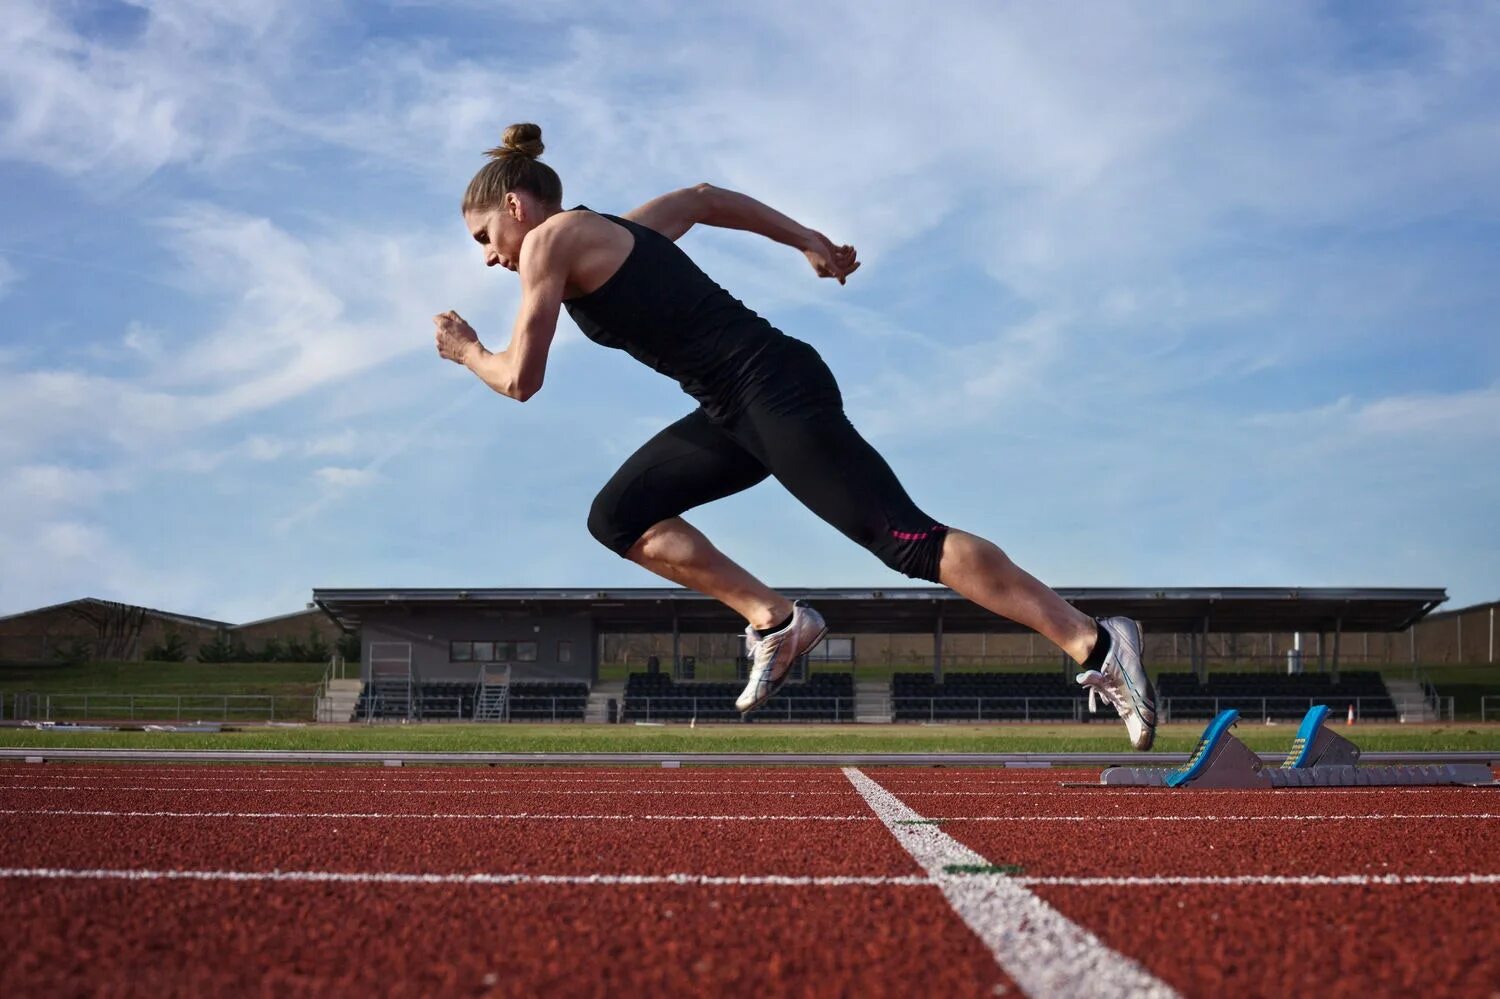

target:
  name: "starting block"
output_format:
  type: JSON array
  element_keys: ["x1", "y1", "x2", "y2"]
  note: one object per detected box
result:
[{"x1": 1100, "y1": 705, "x2": 1495, "y2": 789}]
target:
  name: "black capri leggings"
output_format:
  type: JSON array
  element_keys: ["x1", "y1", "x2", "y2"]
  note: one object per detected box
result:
[{"x1": 586, "y1": 343, "x2": 948, "y2": 582}]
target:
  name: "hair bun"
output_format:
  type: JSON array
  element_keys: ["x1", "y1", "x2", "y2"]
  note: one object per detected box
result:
[{"x1": 485, "y1": 122, "x2": 544, "y2": 160}]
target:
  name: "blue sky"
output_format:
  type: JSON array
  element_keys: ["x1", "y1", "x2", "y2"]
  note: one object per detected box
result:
[{"x1": 1, "y1": 0, "x2": 1496, "y2": 624}]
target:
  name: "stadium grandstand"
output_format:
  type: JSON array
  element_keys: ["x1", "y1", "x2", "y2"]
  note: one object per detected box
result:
[{"x1": 307, "y1": 586, "x2": 1457, "y2": 723}]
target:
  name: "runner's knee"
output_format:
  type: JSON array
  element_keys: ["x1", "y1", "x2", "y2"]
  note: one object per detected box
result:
[
  {"x1": 868, "y1": 523, "x2": 948, "y2": 583},
  {"x1": 587, "y1": 485, "x2": 645, "y2": 558}
]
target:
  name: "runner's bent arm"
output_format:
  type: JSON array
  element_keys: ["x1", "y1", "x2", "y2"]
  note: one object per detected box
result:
[
  {"x1": 627, "y1": 185, "x2": 859, "y2": 283},
  {"x1": 462, "y1": 227, "x2": 566, "y2": 401}
]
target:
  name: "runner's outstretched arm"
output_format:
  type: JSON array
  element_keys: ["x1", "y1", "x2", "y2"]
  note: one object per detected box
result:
[
  {"x1": 434, "y1": 224, "x2": 566, "y2": 401},
  {"x1": 627, "y1": 184, "x2": 859, "y2": 283}
]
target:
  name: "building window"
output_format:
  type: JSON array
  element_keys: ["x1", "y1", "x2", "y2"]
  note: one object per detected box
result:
[
  {"x1": 558, "y1": 640, "x2": 572, "y2": 663},
  {"x1": 450, "y1": 640, "x2": 542, "y2": 663}
]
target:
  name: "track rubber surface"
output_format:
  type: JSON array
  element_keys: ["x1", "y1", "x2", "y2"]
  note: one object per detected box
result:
[{"x1": 2, "y1": 763, "x2": 1497, "y2": 997}]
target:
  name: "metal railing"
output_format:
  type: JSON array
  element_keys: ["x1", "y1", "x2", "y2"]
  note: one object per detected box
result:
[
  {"x1": 6, "y1": 692, "x2": 316, "y2": 722},
  {"x1": 1483, "y1": 696, "x2": 1500, "y2": 722},
  {"x1": 1155, "y1": 695, "x2": 1400, "y2": 724},
  {"x1": 502, "y1": 695, "x2": 589, "y2": 722},
  {"x1": 351, "y1": 693, "x2": 589, "y2": 723},
  {"x1": 624, "y1": 695, "x2": 855, "y2": 723},
  {"x1": 890, "y1": 696, "x2": 1084, "y2": 723}
]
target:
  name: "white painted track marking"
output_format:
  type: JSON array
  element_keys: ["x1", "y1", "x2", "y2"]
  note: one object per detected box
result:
[
  {"x1": 2, "y1": 808, "x2": 1495, "y2": 823},
  {"x1": 0, "y1": 773, "x2": 857, "y2": 786},
  {"x1": 1013, "y1": 874, "x2": 1500, "y2": 887},
  {"x1": 0, "y1": 784, "x2": 852, "y2": 795},
  {"x1": 844, "y1": 767, "x2": 1179, "y2": 999},
  {"x1": 0, "y1": 809, "x2": 872, "y2": 821},
  {"x1": 2, "y1": 867, "x2": 1493, "y2": 889},
  {"x1": 0, "y1": 867, "x2": 929, "y2": 887}
]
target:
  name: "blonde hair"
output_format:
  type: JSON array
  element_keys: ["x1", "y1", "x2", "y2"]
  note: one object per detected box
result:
[{"x1": 462, "y1": 123, "x2": 563, "y2": 212}]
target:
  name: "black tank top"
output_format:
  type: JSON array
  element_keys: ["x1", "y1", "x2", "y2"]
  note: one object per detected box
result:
[{"x1": 562, "y1": 207, "x2": 809, "y2": 423}]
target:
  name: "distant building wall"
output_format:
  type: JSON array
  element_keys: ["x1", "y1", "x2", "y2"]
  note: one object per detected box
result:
[
  {"x1": 0, "y1": 601, "x2": 223, "y2": 663},
  {"x1": 361, "y1": 611, "x2": 597, "y2": 683},
  {"x1": 235, "y1": 609, "x2": 343, "y2": 649}
]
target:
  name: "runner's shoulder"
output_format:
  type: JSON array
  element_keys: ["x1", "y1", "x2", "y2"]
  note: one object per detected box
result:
[{"x1": 534, "y1": 209, "x2": 617, "y2": 256}]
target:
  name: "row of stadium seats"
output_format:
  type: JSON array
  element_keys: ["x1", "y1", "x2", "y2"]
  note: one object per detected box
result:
[
  {"x1": 354, "y1": 680, "x2": 589, "y2": 721},
  {"x1": 623, "y1": 672, "x2": 855, "y2": 722},
  {"x1": 890, "y1": 672, "x2": 1082, "y2": 721},
  {"x1": 1154, "y1": 671, "x2": 1397, "y2": 720},
  {"x1": 507, "y1": 681, "x2": 589, "y2": 720},
  {"x1": 349, "y1": 670, "x2": 1397, "y2": 724}
]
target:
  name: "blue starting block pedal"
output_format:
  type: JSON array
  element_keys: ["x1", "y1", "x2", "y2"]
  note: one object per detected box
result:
[
  {"x1": 1279, "y1": 704, "x2": 1358, "y2": 769},
  {"x1": 1100, "y1": 706, "x2": 1494, "y2": 789}
]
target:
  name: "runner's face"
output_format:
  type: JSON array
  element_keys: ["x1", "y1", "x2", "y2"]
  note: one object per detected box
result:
[{"x1": 464, "y1": 200, "x2": 524, "y2": 272}]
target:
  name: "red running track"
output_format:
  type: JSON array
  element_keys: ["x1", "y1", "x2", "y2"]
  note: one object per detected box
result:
[{"x1": 1, "y1": 763, "x2": 1497, "y2": 997}]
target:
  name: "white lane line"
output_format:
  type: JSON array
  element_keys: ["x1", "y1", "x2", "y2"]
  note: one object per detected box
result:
[
  {"x1": 0, "y1": 784, "x2": 852, "y2": 796},
  {"x1": 0, "y1": 867, "x2": 930, "y2": 888},
  {"x1": 925, "y1": 813, "x2": 1500, "y2": 822},
  {"x1": 844, "y1": 767, "x2": 1178, "y2": 999},
  {"x1": 4, "y1": 866, "x2": 1491, "y2": 890},
  {"x1": 0, "y1": 767, "x2": 870, "y2": 780},
  {"x1": 1015, "y1": 874, "x2": 1500, "y2": 887},
  {"x1": 1, "y1": 808, "x2": 1494, "y2": 823},
  {"x1": 0, "y1": 774, "x2": 846, "y2": 786},
  {"x1": 0, "y1": 809, "x2": 872, "y2": 821}
]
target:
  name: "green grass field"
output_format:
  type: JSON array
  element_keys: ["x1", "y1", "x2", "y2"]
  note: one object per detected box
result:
[
  {"x1": 2, "y1": 721, "x2": 1497, "y2": 755},
  {"x1": 0, "y1": 661, "x2": 329, "y2": 720}
]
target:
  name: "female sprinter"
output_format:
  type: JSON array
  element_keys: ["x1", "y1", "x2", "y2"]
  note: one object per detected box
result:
[{"x1": 432, "y1": 124, "x2": 1156, "y2": 749}]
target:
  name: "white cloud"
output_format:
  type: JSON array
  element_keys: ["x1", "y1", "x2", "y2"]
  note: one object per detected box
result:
[
  {"x1": 0, "y1": 0, "x2": 308, "y2": 181},
  {"x1": 314, "y1": 466, "x2": 378, "y2": 488},
  {"x1": 122, "y1": 321, "x2": 164, "y2": 358},
  {"x1": 0, "y1": 256, "x2": 18, "y2": 299},
  {"x1": 3, "y1": 464, "x2": 132, "y2": 510}
]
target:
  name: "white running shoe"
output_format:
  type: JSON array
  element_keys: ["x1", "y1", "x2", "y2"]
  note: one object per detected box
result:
[
  {"x1": 1075, "y1": 617, "x2": 1157, "y2": 751},
  {"x1": 736, "y1": 601, "x2": 828, "y2": 714}
]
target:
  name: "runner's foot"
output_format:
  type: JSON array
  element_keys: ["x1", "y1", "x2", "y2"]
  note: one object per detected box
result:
[
  {"x1": 736, "y1": 601, "x2": 828, "y2": 713},
  {"x1": 1075, "y1": 617, "x2": 1157, "y2": 750}
]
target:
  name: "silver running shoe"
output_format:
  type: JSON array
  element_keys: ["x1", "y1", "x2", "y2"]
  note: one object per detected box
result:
[
  {"x1": 1075, "y1": 617, "x2": 1157, "y2": 751},
  {"x1": 736, "y1": 601, "x2": 828, "y2": 714}
]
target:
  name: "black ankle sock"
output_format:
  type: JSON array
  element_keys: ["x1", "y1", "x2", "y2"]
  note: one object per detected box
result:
[
  {"x1": 1081, "y1": 620, "x2": 1111, "y2": 670},
  {"x1": 755, "y1": 610, "x2": 795, "y2": 639}
]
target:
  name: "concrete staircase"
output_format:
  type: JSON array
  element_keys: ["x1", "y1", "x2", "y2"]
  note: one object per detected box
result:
[
  {"x1": 586, "y1": 681, "x2": 625, "y2": 723},
  {"x1": 316, "y1": 679, "x2": 363, "y2": 723},
  {"x1": 1383, "y1": 677, "x2": 1438, "y2": 722},
  {"x1": 854, "y1": 680, "x2": 891, "y2": 723}
]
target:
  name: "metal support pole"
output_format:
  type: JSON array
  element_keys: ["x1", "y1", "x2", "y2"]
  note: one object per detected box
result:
[
  {"x1": 671, "y1": 605, "x2": 680, "y2": 680},
  {"x1": 1317, "y1": 632, "x2": 1325, "y2": 673},
  {"x1": 933, "y1": 601, "x2": 944, "y2": 683},
  {"x1": 1490, "y1": 607, "x2": 1495, "y2": 664},
  {"x1": 1199, "y1": 617, "x2": 1210, "y2": 683},
  {"x1": 1332, "y1": 617, "x2": 1343, "y2": 683}
]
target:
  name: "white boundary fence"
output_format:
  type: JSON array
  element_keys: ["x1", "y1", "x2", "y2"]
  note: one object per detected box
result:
[{"x1": 4, "y1": 692, "x2": 315, "y2": 722}]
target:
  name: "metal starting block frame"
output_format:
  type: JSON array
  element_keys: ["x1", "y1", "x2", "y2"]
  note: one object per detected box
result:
[{"x1": 1101, "y1": 705, "x2": 1496, "y2": 789}]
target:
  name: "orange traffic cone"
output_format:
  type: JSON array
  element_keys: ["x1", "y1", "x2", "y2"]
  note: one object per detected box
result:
[{"x1": 1346, "y1": 703, "x2": 1356, "y2": 726}]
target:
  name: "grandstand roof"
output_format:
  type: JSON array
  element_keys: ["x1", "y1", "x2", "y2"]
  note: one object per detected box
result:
[{"x1": 313, "y1": 586, "x2": 1446, "y2": 635}]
